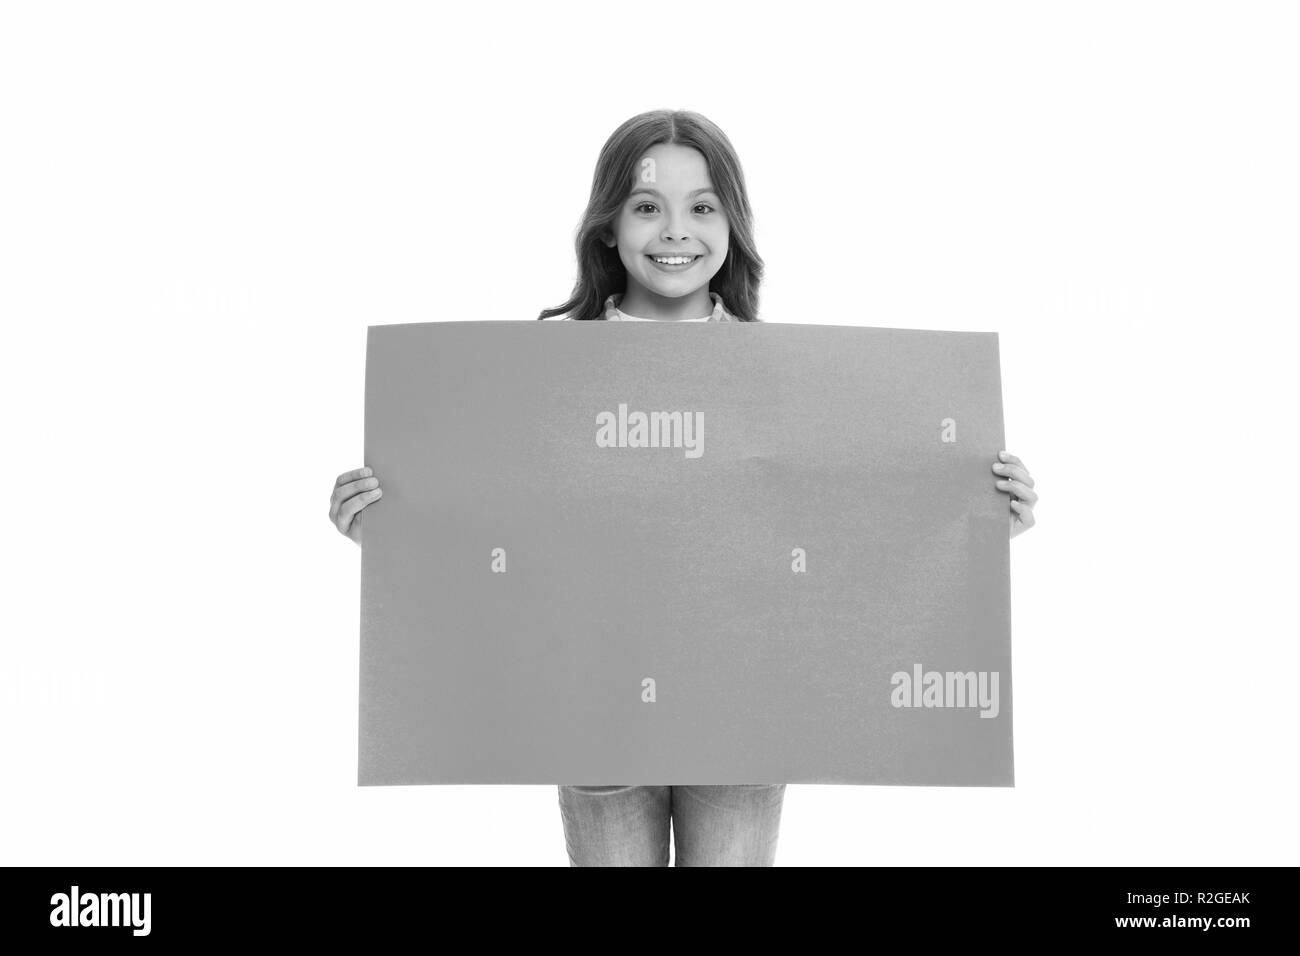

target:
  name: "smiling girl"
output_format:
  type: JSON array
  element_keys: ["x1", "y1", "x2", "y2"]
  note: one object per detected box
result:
[
  {"x1": 329, "y1": 109, "x2": 1039, "y2": 866},
  {"x1": 536, "y1": 111, "x2": 761, "y2": 324}
]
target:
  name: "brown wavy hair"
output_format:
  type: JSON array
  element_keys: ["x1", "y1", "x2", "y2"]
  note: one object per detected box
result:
[{"x1": 537, "y1": 110, "x2": 764, "y2": 321}]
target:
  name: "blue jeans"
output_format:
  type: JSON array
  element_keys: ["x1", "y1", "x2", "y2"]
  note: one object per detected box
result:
[{"x1": 557, "y1": 784, "x2": 788, "y2": 866}]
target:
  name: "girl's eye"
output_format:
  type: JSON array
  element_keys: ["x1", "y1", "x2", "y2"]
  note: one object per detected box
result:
[{"x1": 631, "y1": 201, "x2": 716, "y2": 215}]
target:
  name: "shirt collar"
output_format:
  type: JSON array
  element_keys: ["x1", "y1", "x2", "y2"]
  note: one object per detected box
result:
[{"x1": 603, "y1": 291, "x2": 736, "y2": 322}]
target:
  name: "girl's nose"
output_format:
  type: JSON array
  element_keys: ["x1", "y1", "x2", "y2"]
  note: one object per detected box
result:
[{"x1": 662, "y1": 211, "x2": 689, "y2": 241}]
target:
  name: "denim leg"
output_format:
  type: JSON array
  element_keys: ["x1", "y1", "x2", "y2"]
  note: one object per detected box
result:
[
  {"x1": 557, "y1": 785, "x2": 672, "y2": 866},
  {"x1": 670, "y1": 784, "x2": 787, "y2": 866}
]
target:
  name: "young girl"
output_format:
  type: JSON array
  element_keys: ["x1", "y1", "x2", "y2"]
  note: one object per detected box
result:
[{"x1": 329, "y1": 109, "x2": 1039, "y2": 866}]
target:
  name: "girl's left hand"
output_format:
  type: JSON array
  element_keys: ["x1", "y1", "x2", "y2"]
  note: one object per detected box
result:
[{"x1": 992, "y1": 450, "x2": 1037, "y2": 538}]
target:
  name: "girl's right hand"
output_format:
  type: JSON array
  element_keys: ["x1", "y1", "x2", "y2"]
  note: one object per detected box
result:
[{"x1": 330, "y1": 466, "x2": 382, "y2": 546}]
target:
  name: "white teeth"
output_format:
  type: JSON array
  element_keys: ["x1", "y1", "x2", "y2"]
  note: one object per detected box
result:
[{"x1": 652, "y1": 255, "x2": 696, "y2": 265}]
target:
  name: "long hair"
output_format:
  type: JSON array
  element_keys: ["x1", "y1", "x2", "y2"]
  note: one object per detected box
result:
[{"x1": 537, "y1": 110, "x2": 764, "y2": 321}]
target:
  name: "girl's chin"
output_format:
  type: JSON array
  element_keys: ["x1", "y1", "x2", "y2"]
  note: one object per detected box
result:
[
  {"x1": 643, "y1": 282, "x2": 709, "y2": 300},
  {"x1": 639, "y1": 269, "x2": 715, "y2": 294}
]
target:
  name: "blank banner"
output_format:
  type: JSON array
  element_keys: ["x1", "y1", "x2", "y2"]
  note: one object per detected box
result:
[{"x1": 360, "y1": 320, "x2": 1012, "y2": 786}]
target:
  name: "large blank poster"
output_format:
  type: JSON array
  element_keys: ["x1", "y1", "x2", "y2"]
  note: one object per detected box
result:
[{"x1": 360, "y1": 320, "x2": 1012, "y2": 786}]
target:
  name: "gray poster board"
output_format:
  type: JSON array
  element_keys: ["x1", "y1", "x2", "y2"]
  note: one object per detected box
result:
[{"x1": 360, "y1": 320, "x2": 1012, "y2": 786}]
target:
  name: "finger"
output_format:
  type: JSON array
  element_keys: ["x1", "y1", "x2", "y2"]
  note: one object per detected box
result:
[
  {"x1": 996, "y1": 478, "x2": 1038, "y2": 506},
  {"x1": 992, "y1": 461, "x2": 1034, "y2": 488},
  {"x1": 330, "y1": 475, "x2": 381, "y2": 522},
  {"x1": 1010, "y1": 497, "x2": 1035, "y2": 529},
  {"x1": 334, "y1": 487, "x2": 383, "y2": 534},
  {"x1": 336, "y1": 467, "x2": 372, "y2": 489},
  {"x1": 998, "y1": 451, "x2": 1026, "y2": 470},
  {"x1": 330, "y1": 467, "x2": 372, "y2": 522}
]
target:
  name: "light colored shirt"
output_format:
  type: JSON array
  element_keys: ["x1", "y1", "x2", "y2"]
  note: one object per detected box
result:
[{"x1": 560, "y1": 292, "x2": 738, "y2": 322}]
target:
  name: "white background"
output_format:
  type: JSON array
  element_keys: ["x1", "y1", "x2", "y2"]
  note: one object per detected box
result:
[{"x1": 2, "y1": 0, "x2": 1296, "y2": 866}]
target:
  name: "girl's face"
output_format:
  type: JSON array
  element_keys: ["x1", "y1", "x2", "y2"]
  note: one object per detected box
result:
[{"x1": 604, "y1": 142, "x2": 730, "y2": 301}]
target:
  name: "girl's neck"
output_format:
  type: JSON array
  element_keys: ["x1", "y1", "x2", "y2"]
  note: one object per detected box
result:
[{"x1": 618, "y1": 283, "x2": 713, "y2": 321}]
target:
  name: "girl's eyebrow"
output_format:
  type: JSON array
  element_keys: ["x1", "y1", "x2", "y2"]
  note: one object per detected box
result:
[{"x1": 629, "y1": 187, "x2": 718, "y2": 199}]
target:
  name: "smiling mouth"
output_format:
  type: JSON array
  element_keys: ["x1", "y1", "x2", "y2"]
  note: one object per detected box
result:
[{"x1": 647, "y1": 254, "x2": 702, "y2": 266}]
